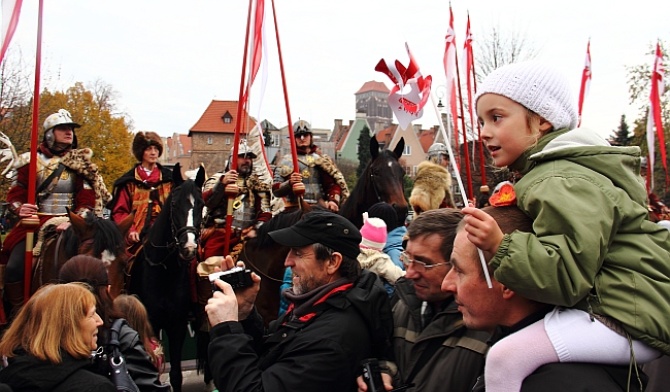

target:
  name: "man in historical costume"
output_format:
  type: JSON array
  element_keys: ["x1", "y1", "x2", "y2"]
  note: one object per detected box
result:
[
  {"x1": 272, "y1": 120, "x2": 348, "y2": 212},
  {"x1": 0, "y1": 109, "x2": 111, "y2": 320},
  {"x1": 198, "y1": 142, "x2": 272, "y2": 261},
  {"x1": 108, "y1": 131, "x2": 173, "y2": 247}
]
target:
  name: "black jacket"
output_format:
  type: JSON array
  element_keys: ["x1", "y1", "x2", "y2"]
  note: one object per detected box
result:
[
  {"x1": 0, "y1": 351, "x2": 115, "y2": 392},
  {"x1": 208, "y1": 270, "x2": 393, "y2": 392},
  {"x1": 96, "y1": 321, "x2": 168, "y2": 392}
]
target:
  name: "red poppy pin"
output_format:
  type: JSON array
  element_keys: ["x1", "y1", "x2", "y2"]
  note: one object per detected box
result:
[{"x1": 488, "y1": 182, "x2": 517, "y2": 207}]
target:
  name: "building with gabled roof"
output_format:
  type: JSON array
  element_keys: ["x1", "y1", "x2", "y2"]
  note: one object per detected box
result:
[
  {"x1": 334, "y1": 112, "x2": 372, "y2": 163},
  {"x1": 188, "y1": 100, "x2": 258, "y2": 174},
  {"x1": 355, "y1": 81, "x2": 392, "y2": 134}
]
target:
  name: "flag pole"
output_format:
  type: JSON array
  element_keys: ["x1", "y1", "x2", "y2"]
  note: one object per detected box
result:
[
  {"x1": 431, "y1": 93, "x2": 492, "y2": 288},
  {"x1": 271, "y1": 0, "x2": 304, "y2": 198},
  {"x1": 466, "y1": 12, "x2": 486, "y2": 186},
  {"x1": 21, "y1": 0, "x2": 45, "y2": 301},
  {"x1": 453, "y1": 37, "x2": 474, "y2": 201},
  {"x1": 223, "y1": 0, "x2": 254, "y2": 256}
]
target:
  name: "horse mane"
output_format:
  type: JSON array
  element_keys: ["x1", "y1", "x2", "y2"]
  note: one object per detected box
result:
[{"x1": 91, "y1": 216, "x2": 125, "y2": 256}]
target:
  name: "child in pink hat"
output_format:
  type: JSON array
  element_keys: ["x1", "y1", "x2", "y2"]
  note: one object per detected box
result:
[{"x1": 358, "y1": 212, "x2": 405, "y2": 287}]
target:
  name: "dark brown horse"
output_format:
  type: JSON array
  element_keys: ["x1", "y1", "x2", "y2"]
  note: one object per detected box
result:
[
  {"x1": 31, "y1": 209, "x2": 133, "y2": 295},
  {"x1": 340, "y1": 136, "x2": 408, "y2": 228}
]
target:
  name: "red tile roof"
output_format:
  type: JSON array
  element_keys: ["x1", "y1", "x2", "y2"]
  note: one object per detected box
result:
[
  {"x1": 375, "y1": 125, "x2": 396, "y2": 144},
  {"x1": 418, "y1": 128, "x2": 437, "y2": 153},
  {"x1": 189, "y1": 100, "x2": 255, "y2": 135},
  {"x1": 355, "y1": 81, "x2": 390, "y2": 95}
]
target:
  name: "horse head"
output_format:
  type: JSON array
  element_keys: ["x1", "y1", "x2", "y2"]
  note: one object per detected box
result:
[
  {"x1": 168, "y1": 163, "x2": 206, "y2": 260},
  {"x1": 341, "y1": 137, "x2": 408, "y2": 228}
]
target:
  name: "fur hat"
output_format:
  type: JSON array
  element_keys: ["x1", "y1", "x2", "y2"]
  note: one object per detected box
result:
[
  {"x1": 475, "y1": 61, "x2": 578, "y2": 131},
  {"x1": 132, "y1": 131, "x2": 163, "y2": 162},
  {"x1": 409, "y1": 161, "x2": 454, "y2": 215},
  {"x1": 359, "y1": 212, "x2": 387, "y2": 251}
]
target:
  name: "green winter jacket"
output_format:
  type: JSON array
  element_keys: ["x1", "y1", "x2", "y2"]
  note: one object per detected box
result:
[{"x1": 490, "y1": 128, "x2": 670, "y2": 356}]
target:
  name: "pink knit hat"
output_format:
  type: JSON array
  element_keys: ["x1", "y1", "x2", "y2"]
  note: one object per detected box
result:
[{"x1": 359, "y1": 212, "x2": 388, "y2": 251}]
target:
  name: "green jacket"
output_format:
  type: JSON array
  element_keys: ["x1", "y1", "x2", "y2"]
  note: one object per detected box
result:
[{"x1": 491, "y1": 128, "x2": 670, "y2": 355}]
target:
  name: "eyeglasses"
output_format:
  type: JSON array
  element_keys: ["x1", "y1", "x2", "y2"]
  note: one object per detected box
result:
[{"x1": 400, "y1": 251, "x2": 450, "y2": 271}]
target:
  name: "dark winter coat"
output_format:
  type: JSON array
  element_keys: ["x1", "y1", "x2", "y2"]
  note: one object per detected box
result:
[
  {"x1": 0, "y1": 351, "x2": 115, "y2": 392},
  {"x1": 208, "y1": 270, "x2": 393, "y2": 392}
]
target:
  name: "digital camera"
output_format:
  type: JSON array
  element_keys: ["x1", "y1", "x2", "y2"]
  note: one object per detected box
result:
[{"x1": 209, "y1": 267, "x2": 253, "y2": 291}]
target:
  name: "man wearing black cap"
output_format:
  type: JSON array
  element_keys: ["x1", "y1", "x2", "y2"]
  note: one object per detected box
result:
[
  {"x1": 205, "y1": 210, "x2": 393, "y2": 392},
  {"x1": 272, "y1": 120, "x2": 348, "y2": 212}
]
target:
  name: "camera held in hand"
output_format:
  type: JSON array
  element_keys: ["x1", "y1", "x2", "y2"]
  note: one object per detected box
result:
[
  {"x1": 209, "y1": 267, "x2": 253, "y2": 291},
  {"x1": 361, "y1": 358, "x2": 385, "y2": 392}
]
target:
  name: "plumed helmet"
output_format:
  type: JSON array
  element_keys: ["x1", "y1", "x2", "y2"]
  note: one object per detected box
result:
[
  {"x1": 43, "y1": 109, "x2": 80, "y2": 149},
  {"x1": 293, "y1": 119, "x2": 312, "y2": 136},
  {"x1": 427, "y1": 143, "x2": 447, "y2": 161},
  {"x1": 132, "y1": 131, "x2": 163, "y2": 162}
]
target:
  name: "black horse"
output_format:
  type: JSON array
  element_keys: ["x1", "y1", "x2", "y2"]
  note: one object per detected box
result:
[
  {"x1": 340, "y1": 136, "x2": 408, "y2": 228},
  {"x1": 128, "y1": 164, "x2": 205, "y2": 392}
]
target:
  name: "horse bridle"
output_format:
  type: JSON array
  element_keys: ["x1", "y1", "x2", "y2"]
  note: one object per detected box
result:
[{"x1": 369, "y1": 170, "x2": 383, "y2": 202}]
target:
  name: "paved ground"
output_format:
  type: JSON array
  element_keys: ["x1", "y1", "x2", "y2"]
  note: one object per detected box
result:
[{"x1": 161, "y1": 360, "x2": 215, "y2": 392}]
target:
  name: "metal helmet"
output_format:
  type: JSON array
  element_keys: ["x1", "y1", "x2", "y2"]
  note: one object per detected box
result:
[
  {"x1": 427, "y1": 143, "x2": 447, "y2": 161},
  {"x1": 43, "y1": 109, "x2": 80, "y2": 149},
  {"x1": 236, "y1": 141, "x2": 257, "y2": 159},
  {"x1": 293, "y1": 119, "x2": 312, "y2": 136}
]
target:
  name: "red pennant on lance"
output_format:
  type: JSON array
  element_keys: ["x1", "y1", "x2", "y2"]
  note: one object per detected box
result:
[
  {"x1": 443, "y1": 4, "x2": 460, "y2": 167},
  {"x1": 646, "y1": 42, "x2": 668, "y2": 189},
  {"x1": 375, "y1": 43, "x2": 432, "y2": 130},
  {"x1": 0, "y1": 0, "x2": 24, "y2": 63},
  {"x1": 241, "y1": 0, "x2": 265, "y2": 105},
  {"x1": 577, "y1": 39, "x2": 592, "y2": 127}
]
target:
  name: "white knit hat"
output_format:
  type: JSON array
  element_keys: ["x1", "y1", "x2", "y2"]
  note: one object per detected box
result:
[
  {"x1": 359, "y1": 212, "x2": 388, "y2": 251},
  {"x1": 475, "y1": 61, "x2": 578, "y2": 130}
]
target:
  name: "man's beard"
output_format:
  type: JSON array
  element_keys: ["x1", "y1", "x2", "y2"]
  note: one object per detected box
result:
[{"x1": 238, "y1": 163, "x2": 252, "y2": 176}]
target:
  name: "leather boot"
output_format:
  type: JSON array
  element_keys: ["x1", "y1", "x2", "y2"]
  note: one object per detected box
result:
[{"x1": 4, "y1": 281, "x2": 24, "y2": 319}]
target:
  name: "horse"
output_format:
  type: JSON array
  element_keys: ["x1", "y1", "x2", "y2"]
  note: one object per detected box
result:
[
  {"x1": 340, "y1": 136, "x2": 408, "y2": 228},
  {"x1": 30, "y1": 208, "x2": 133, "y2": 295},
  {"x1": 127, "y1": 164, "x2": 205, "y2": 392}
]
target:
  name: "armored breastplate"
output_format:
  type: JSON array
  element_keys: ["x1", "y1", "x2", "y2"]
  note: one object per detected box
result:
[
  {"x1": 36, "y1": 155, "x2": 75, "y2": 215},
  {"x1": 299, "y1": 153, "x2": 324, "y2": 205},
  {"x1": 231, "y1": 192, "x2": 255, "y2": 231}
]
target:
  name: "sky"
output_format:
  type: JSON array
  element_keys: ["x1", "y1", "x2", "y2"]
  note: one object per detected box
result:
[{"x1": 3, "y1": 0, "x2": 669, "y2": 141}]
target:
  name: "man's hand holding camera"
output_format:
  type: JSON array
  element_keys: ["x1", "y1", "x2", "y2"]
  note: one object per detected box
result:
[{"x1": 205, "y1": 255, "x2": 261, "y2": 326}]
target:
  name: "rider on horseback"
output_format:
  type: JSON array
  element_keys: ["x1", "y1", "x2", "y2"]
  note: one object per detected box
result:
[
  {"x1": 272, "y1": 120, "x2": 348, "y2": 213},
  {"x1": 199, "y1": 141, "x2": 272, "y2": 261},
  {"x1": 0, "y1": 109, "x2": 110, "y2": 321},
  {"x1": 108, "y1": 132, "x2": 173, "y2": 248}
]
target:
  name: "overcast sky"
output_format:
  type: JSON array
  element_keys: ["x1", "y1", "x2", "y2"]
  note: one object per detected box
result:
[{"x1": 4, "y1": 0, "x2": 668, "y2": 140}]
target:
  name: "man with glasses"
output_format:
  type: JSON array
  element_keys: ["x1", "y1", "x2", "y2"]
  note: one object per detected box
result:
[
  {"x1": 205, "y1": 210, "x2": 393, "y2": 392},
  {"x1": 358, "y1": 208, "x2": 489, "y2": 391},
  {"x1": 272, "y1": 120, "x2": 347, "y2": 212}
]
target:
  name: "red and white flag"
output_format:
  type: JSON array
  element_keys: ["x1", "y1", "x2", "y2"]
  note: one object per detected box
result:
[
  {"x1": 577, "y1": 39, "x2": 592, "y2": 127},
  {"x1": 375, "y1": 43, "x2": 432, "y2": 130},
  {"x1": 443, "y1": 4, "x2": 460, "y2": 164},
  {"x1": 462, "y1": 14, "x2": 475, "y2": 154},
  {"x1": 242, "y1": 0, "x2": 268, "y2": 108},
  {"x1": 0, "y1": 0, "x2": 23, "y2": 63},
  {"x1": 646, "y1": 42, "x2": 667, "y2": 189}
]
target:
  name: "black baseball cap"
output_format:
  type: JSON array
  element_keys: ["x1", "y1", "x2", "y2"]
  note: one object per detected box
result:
[{"x1": 268, "y1": 210, "x2": 361, "y2": 259}]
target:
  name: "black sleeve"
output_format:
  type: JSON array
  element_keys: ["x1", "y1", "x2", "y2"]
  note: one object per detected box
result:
[
  {"x1": 118, "y1": 324, "x2": 168, "y2": 391},
  {"x1": 521, "y1": 363, "x2": 647, "y2": 392}
]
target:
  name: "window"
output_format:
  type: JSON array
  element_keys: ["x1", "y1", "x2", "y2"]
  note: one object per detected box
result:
[
  {"x1": 271, "y1": 134, "x2": 280, "y2": 146},
  {"x1": 225, "y1": 137, "x2": 231, "y2": 145},
  {"x1": 207, "y1": 136, "x2": 213, "y2": 145},
  {"x1": 403, "y1": 145, "x2": 411, "y2": 155},
  {"x1": 224, "y1": 117, "x2": 232, "y2": 124}
]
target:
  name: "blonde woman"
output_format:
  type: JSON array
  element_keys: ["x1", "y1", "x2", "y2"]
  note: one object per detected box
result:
[{"x1": 0, "y1": 283, "x2": 115, "y2": 391}]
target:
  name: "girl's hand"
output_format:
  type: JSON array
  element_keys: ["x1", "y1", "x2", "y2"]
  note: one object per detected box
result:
[{"x1": 461, "y1": 206, "x2": 504, "y2": 257}]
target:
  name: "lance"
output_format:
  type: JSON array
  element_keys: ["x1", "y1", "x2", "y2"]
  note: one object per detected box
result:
[
  {"x1": 223, "y1": 0, "x2": 254, "y2": 256},
  {"x1": 271, "y1": 0, "x2": 303, "y2": 198},
  {"x1": 21, "y1": 0, "x2": 45, "y2": 302},
  {"x1": 453, "y1": 44, "x2": 474, "y2": 201},
  {"x1": 470, "y1": 41, "x2": 486, "y2": 186}
]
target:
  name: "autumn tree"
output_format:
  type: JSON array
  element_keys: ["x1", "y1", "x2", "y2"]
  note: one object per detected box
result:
[
  {"x1": 474, "y1": 23, "x2": 539, "y2": 81},
  {"x1": 0, "y1": 76, "x2": 135, "y2": 196}
]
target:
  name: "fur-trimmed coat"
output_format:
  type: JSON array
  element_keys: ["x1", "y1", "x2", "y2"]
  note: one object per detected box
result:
[{"x1": 409, "y1": 161, "x2": 454, "y2": 214}]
